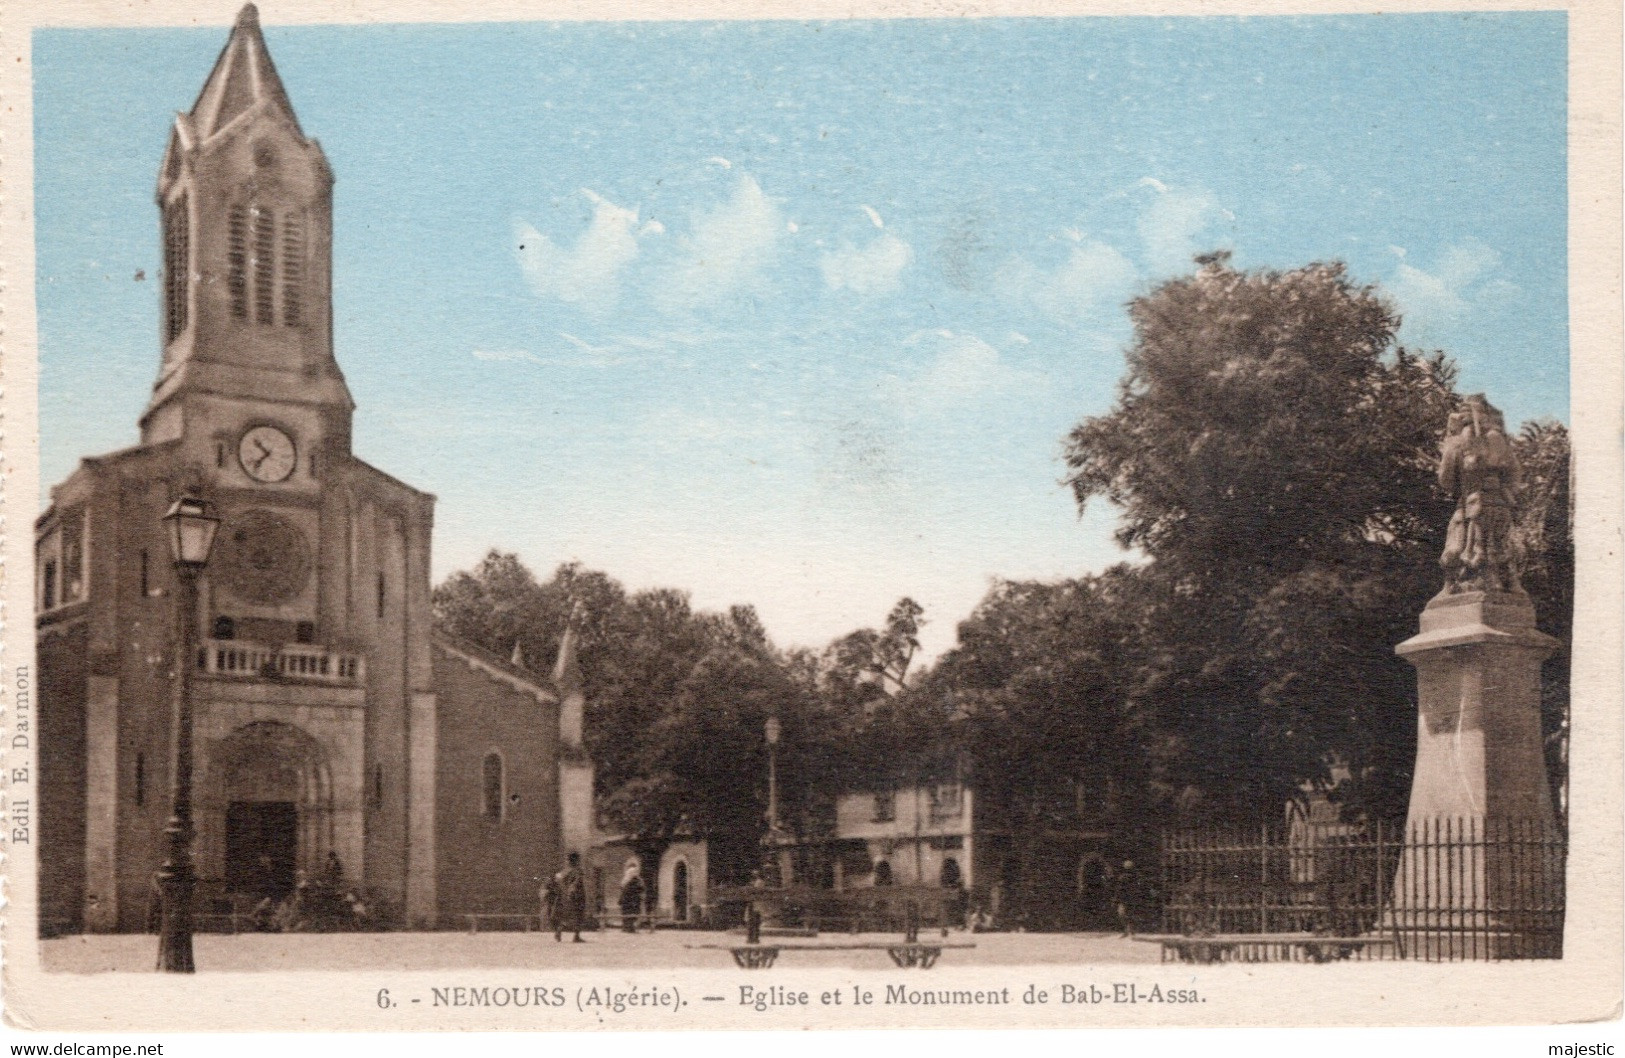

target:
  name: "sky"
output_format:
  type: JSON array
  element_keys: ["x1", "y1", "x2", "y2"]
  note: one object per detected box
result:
[{"x1": 33, "y1": 13, "x2": 1568, "y2": 661}]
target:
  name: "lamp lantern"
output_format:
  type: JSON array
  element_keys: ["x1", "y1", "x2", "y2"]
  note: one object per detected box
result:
[{"x1": 162, "y1": 495, "x2": 220, "y2": 570}]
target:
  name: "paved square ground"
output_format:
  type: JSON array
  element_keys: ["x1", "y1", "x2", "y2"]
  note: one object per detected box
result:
[{"x1": 41, "y1": 929, "x2": 1161, "y2": 973}]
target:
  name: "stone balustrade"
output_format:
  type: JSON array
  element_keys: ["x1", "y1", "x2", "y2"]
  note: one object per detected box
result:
[{"x1": 198, "y1": 639, "x2": 365, "y2": 685}]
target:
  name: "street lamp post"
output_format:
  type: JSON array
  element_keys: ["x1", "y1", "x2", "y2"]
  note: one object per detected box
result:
[
  {"x1": 157, "y1": 495, "x2": 220, "y2": 973},
  {"x1": 762, "y1": 715, "x2": 793, "y2": 887},
  {"x1": 764, "y1": 715, "x2": 781, "y2": 836}
]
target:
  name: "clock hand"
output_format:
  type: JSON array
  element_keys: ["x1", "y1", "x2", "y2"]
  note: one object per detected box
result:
[{"x1": 240, "y1": 440, "x2": 271, "y2": 471}]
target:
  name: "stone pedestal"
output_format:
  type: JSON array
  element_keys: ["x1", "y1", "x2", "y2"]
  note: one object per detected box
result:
[
  {"x1": 1390, "y1": 590, "x2": 1563, "y2": 958},
  {"x1": 1396, "y1": 590, "x2": 1559, "y2": 823}
]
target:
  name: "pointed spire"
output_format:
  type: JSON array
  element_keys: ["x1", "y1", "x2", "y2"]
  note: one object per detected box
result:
[
  {"x1": 552, "y1": 602, "x2": 584, "y2": 701},
  {"x1": 189, "y1": 4, "x2": 303, "y2": 140},
  {"x1": 554, "y1": 602, "x2": 587, "y2": 752},
  {"x1": 511, "y1": 639, "x2": 526, "y2": 669}
]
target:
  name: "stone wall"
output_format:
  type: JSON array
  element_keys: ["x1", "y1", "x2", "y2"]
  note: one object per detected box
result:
[{"x1": 432, "y1": 640, "x2": 561, "y2": 920}]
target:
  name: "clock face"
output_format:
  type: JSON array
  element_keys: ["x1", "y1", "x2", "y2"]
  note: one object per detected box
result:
[{"x1": 239, "y1": 426, "x2": 296, "y2": 483}]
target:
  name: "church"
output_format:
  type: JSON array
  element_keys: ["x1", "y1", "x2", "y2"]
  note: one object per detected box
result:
[{"x1": 35, "y1": 5, "x2": 594, "y2": 933}]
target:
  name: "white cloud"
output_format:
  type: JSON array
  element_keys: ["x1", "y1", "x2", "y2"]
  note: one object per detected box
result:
[
  {"x1": 899, "y1": 329, "x2": 1028, "y2": 412},
  {"x1": 996, "y1": 239, "x2": 1139, "y2": 324},
  {"x1": 513, "y1": 190, "x2": 641, "y2": 310},
  {"x1": 821, "y1": 232, "x2": 913, "y2": 296},
  {"x1": 1137, "y1": 182, "x2": 1231, "y2": 275},
  {"x1": 659, "y1": 174, "x2": 784, "y2": 311},
  {"x1": 918, "y1": 332, "x2": 1005, "y2": 400},
  {"x1": 1388, "y1": 239, "x2": 1509, "y2": 330}
]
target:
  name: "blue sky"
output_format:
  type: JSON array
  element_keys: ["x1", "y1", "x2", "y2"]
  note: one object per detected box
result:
[{"x1": 33, "y1": 13, "x2": 1568, "y2": 660}]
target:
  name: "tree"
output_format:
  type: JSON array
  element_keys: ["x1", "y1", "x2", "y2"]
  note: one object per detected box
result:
[
  {"x1": 1512, "y1": 421, "x2": 1573, "y2": 828},
  {"x1": 1063, "y1": 259, "x2": 1463, "y2": 821},
  {"x1": 433, "y1": 552, "x2": 837, "y2": 884},
  {"x1": 924, "y1": 571, "x2": 1153, "y2": 925},
  {"x1": 812, "y1": 598, "x2": 945, "y2": 791},
  {"x1": 825, "y1": 597, "x2": 925, "y2": 700},
  {"x1": 434, "y1": 551, "x2": 624, "y2": 692}
]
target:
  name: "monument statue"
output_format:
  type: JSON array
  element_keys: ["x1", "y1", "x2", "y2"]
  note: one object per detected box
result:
[
  {"x1": 1394, "y1": 392, "x2": 1561, "y2": 957},
  {"x1": 1437, "y1": 394, "x2": 1522, "y2": 594}
]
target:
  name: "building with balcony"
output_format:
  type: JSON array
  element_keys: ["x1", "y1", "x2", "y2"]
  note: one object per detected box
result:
[{"x1": 35, "y1": 6, "x2": 593, "y2": 933}]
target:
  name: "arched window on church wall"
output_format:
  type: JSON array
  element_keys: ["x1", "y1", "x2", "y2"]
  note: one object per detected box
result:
[{"x1": 482, "y1": 752, "x2": 504, "y2": 821}]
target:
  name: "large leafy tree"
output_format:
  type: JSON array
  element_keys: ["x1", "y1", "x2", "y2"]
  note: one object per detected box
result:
[
  {"x1": 810, "y1": 598, "x2": 949, "y2": 791},
  {"x1": 434, "y1": 551, "x2": 624, "y2": 692},
  {"x1": 433, "y1": 553, "x2": 834, "y2": 883},
  {"x1": 925, "y1": 571, "x2": 1153, "y2": 920},
  {"x1": 1064, "y1": 258, "x2": 1463, "y2": 821}
]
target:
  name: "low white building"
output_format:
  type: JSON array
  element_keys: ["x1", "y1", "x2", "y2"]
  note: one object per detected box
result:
[
  {"x1": 586, "y1": 833, "x2": 709, "y2": 926},
  {"x1": 829, "y1": 782, "x2": 974, "y2": 891},
  {"x1": 782, "y1": 775, "x2": 1125, "y2": 930}
]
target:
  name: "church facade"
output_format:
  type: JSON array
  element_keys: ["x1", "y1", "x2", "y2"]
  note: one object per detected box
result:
[{"x1": 35, "y1": 5, "x2": 593, "y2": 933}]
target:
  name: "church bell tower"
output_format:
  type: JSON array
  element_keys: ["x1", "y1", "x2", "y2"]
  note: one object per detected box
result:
[
  {"x1": 146, "y1": 2, "x2": 352, "y2": 465},
  {"x1": 38, "y1": 4, "x2": 590, "y2": 938},
  {"x1": 37, "y1": 5, "x2": 442, "y2": 933}
]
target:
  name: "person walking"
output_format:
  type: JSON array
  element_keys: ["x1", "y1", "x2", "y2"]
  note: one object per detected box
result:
[
  {"x1": 552, "y1": 852, "x2": 587, "y2": 943},
  {"x1": 618, "y1": 861, "x2": 645, "y2": 933}
]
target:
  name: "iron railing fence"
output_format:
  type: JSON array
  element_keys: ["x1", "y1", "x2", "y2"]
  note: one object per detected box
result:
[{"x1": 1161, "y1": 817, "x2": 1565, "y2": 962}]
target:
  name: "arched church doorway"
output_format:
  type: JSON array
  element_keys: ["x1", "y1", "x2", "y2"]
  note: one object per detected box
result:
[
  {"x1": 672, "y1": 861, "x2": 690, "y2": 922},
  {"x1": 209, "y1": 721, "x2": 333, "y2": 899}
]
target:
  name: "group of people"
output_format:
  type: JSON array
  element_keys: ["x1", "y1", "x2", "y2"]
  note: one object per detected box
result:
[
  {"x1": 246, "y1": 880, "x2": 371, "y2": 932},
  {"x1": 148, "y1": 850, "x2": 372, "y2": 934},
  {"x1": 248, "y1": 851, "x2": 372, "y2": 932},
  {"x1": 539, "y1": 852, "x2": 648, "y2": 941}
]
